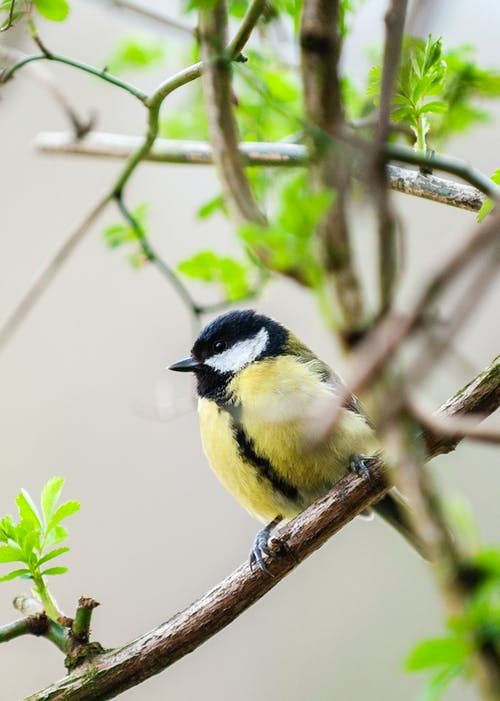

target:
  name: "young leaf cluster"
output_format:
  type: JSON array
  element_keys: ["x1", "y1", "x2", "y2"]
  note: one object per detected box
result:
[
  {"x1": 177, "y1": 250, "x2": 253, "y2": 301},
  {"x1": 239, "y1": 172, "x2": 333, "y2": 287},
  {"x1": 0, "y1": 477, "x2": 79, "y2": 621},
  {"x1": 102, "y1": 203, "x2": 150, "y2": 269},
  {"x1": 405, "y1": 499, "x2": 500, "y2": 701},
  {"x1": 367, "y1": 35, "x2": 500, "y2": 152},
  {"x1": 0, "y1": 0, "x2": 69, "y2": 30}
]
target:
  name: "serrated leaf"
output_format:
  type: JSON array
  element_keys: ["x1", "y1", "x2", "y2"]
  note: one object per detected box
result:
[
  {"x1": 391, "y1": 106, "x2": 414, "y2": 122},
  {"x1": 476, "y1": 169, "x2": 500, "y2": 222},
  {"x1": 416, "y1": 664, "x2": 464, "y2": 701},
  {"x1": 37, "y1": 546, "x2": 69, "y2": 567},
  {"x1": 44, "y1": 524, "x2": 68, "y2": 548},
  {"x1": 20, "y1": 530, "x2": 41, "y2": 564},
  {"x1": 16, "y1": 490, "x2": 42, "y2": 530},
  {"x1": 0, "y1": 515, "x2": 14, "y2": 542},
  {"x1": 34, "y1": 0, "x2": 69, "y2": 21},
  {"x1": 406, "y1": 637, "x2": 467, "y2": 671},
  {"x1": 0, "y1": 544, "x2": 25, "y2": 564},
  {"x1": 41, "y1": 566, "x2": 68, "y2": 576},
  {"x1": 420, "y1": 100, "x2": 447, "y2": 114},
  {"x1": 0, "y1": 568, "x2": 31, "y2": 583},
  {"x1": 47, "y1": 501, "x2": 80, "y2": 532},
  {"x1": 41, "y1": 477, "x2": 64, "y2": 527}
]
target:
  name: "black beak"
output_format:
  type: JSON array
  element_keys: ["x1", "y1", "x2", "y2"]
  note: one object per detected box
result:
[{"x1": 168, "y1": 357, "x2": 203, "y2": 372}]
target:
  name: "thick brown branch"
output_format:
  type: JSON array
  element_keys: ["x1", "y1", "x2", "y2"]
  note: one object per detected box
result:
[
  {"x1": 423, "y1": 355, "x2": 500, "y2": 456},
  {"x1": 300, "y1": 0, "x2": 365, "y2": 333},
  {"x1": 199, "y1": 0, "x2": 266, "y2": 226},
  {"x1": 25, "y1": 358, "x2": 500, "y2": 700},
  {"x1": 373, "y1": 0, "x2": 408, "y2": 311}
]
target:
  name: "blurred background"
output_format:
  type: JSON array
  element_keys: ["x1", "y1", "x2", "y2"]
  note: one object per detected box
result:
[{"x1": 1, "y1": 0, "x2": 499, "y2": 698}]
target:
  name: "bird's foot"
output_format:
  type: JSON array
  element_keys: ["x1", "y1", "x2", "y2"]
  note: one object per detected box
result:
[
  {"x1": 249, "y1": 515, "x2": 282, "y2": 575},
  {"x1": 349, "y1": 453, "x2": 373, "y2": 480}
]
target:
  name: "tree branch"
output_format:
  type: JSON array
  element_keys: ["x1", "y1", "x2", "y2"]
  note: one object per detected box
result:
[
  {"x1": 199, "y1": 0, "x2": 267, "y2": 226},
  {"x1": 0, "y1": 47, "x2": 94, "y2": 138},
  {"x1": 0, "y1": 195, "x2": 110, "y2": 353},
  {"x1": 0, "y1": 39, "x2": 147, "y2": 104},
  {"x1": 300, "y1": 0, "x2": 365, "y2": 334},
  {"x1": 34, "y1": 131, "x2": 488, "y2": 213},
  {"x1": 320, "y1": 209, "x2": 500, "y2": 440},
  {"x1": 24, "y1": 356, "x2": 500, "y2": 701},
  {"x1": 101, "y1": 0, "x2": 195, "y2": 36},
  {"x1": 0, "y1": 4, "x2": 267, "y2": 354},
  {"x1": 372, "y1": 0, "x2": 408, "y2": 312}
]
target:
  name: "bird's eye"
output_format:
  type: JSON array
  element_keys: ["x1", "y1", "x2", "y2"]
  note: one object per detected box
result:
[{"x1": 213, "y1": 340, "x2": 227, "y2": 353}]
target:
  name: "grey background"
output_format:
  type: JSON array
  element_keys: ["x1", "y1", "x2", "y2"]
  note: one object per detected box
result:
[{"x1": 1, "y1": 1, "x2": 499, "y2": 699}]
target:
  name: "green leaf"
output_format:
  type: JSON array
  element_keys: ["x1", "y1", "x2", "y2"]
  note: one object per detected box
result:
[
  {"x1": 0, "y1": 568, "x2": 31, "y2": 583},
  {"x1": 473, "y1": 548, "x2": 500, "y2": 578},
  {"x1": 47, "y1": 501, "x2": 80, "y2": 532},
  {"x1": 406, "y1": 637, "x2": 467, "y2": 671},
  {"x1": 41, "y1": 477, "x2": 65, "y2": 527},
  {"x1": 16, "y1": 490, "x2": 42, "y2": 530},
  {"x1": 0, "y1": 515, "x2": 15, "y2": 542},
  {"x1": 37, "y1": 546, "x2": 69, "y2": 567},
  {"x1": 416, "y1": 664, "x2": 464, "y2": 701},
  {"x1": 102, "y1": 204, "x2": 148, "y2": 254},
  {"x1": 477, "y1": 198, "x2": 494, "y2": 223},
  {"x1": 34, "y1": 0, "x2": 69, "y2": 21},
  {"x1": 0, "y1": 544, "x2": 25, "y2": 564},
  {"x1": 476, "y1": 169, "x2": 500, "y2": 222},
  {"x1": 178, "y1": 251, "x2": 252, "y2": 301},
  {"x1": 106, "y1": 35, "x2": 167, "y2": 75},
  {"x1": 44, "y1": 525, "x2": 68, "y2": 548},
  {"x1": 197, "y1": 195, "x2": 226, "y2": 219},
  {"x1": 419, "y1": 100, "x2": 447, "y2": 114},
  {"x1": 41, "y1": 566, "x2": 68, "y2": 576}
]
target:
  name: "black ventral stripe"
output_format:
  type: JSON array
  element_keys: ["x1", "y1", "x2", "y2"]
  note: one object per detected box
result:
[{"x1": 233, "y1": 424, "x2": 299, "y2": 503}]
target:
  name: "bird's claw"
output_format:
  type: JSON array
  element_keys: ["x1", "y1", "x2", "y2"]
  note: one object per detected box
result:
[
  {"x1": 249, "y1": 516, "x2": 282, "y2": 575},
  {"x1": 349, "y1": 453, "x2": 372, "y2": 480}
]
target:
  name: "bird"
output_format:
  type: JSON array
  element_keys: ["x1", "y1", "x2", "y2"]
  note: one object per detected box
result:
[{"x1": 169, "y1": 309, "x2": 427, "y2": 572}]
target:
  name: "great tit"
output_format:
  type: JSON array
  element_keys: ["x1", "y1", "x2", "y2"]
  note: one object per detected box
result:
[{"x1": 169, "y1": 309, "x2": 426, "y2": 571}]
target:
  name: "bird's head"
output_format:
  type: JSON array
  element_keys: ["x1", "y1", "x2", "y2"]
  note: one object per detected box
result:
[{"x1": 168, "y1": 309, "x2": 287, "y2": 398}]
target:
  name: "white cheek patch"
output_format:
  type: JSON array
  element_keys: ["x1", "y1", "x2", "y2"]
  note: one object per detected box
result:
[{"x1": 205, "y1": 327, "x2": 269, "y2": 374}]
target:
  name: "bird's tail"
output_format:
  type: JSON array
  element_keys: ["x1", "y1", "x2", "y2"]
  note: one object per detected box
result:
[{"x1": 372, "y1": 490, "x2": 432, "y2": 561}]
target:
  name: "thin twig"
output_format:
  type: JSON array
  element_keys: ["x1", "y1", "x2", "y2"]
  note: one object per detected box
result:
[
  {"x1": 0, "y1": 196, "x2": 110, "y2": 353},
  {"x1": 409, "y1": 396, "x2": 500, "y2": 447},
  {"x1": 102, "y1": 0, "x2": 195, "y2": 35},
  {"x1": 0, "y1": 47, "x2": 94, "y2": 137},
  {"x1": 0, "y1": 613, "x2": 71, "y2": 653},
  {"x1": 23, "y1": 358, "x2": 500, "y2": 701},
  {"x1": 71, "y1": 597, "x2": 100, "y2": 644},
  {"x1": 0, "y1": 41, "x2": 148, "y2": 104},
  {"x1": 424, "y1": 354, "x2": 500, "y2": 456},
  {"x1": 0, "y1": 0, "x2": 16, "y2": 32},
  {"x1": 114, "y1": 195, "x2": 263, "y2": 333},
  {"x1": 320, "y1": 209, "x2": 500, "y2": 440},
  {"x1": 0, "y1": 7, "x2": 266, "y2": 354}
]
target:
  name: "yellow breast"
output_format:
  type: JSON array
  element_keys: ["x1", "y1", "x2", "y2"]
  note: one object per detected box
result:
[{"x1": 198, "y1": 356, "x2": 378, "y2": 524}]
